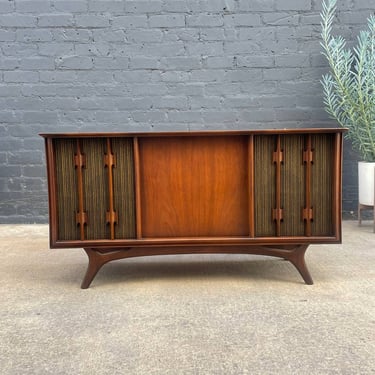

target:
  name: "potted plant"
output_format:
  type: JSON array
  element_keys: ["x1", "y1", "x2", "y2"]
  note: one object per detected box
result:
[{"x1": 320, "y1": 0, "x2": 375, "y2": 207}]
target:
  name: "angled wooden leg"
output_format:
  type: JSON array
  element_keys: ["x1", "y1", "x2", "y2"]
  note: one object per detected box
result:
[
  {"x1": 81, "y1": 248, "x2": 131, "y2": 289},
  {"x1": 283, "y1": 245, "x2": 313, "y2": 285}
]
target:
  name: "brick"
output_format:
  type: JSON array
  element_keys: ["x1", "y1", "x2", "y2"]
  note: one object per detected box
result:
[
  {"x1": 124, "y1": 1, "x2": 162, "y2": 13},
  {"x1": 149, "y1": 14, "x2": 185, "y2": 28},
  {"x1": 225, "y1": 69, "x2": 263, "y2": 82},
  {"x1": 132, "y1": 110, "x2": 167, "y2": 123},
  {"x1": 238, "y1": 27, "x2": 275, "y2": 41},
  {"x1": 185, "y1": 42, "x2": 223, "y2": 56},
  {"x1": 112, "y1": 15, "x2": 148, "y2": 28},
  {"x1": 223, "y1": 95, "x2": 255, "y2": 108},
  {"x1": 355, "y1": 0, "x2": 375, "y2": 9},
  {"x1": 133, "y1": 42, "x2": 186, "y2": 57},
  {"x1": 187, "y1": 0, "x2": 236, "y2": 12},
  {"x1": 274, "y1": 108, "x2": 311, "y2": 121},
  {"x1": 19, "y1": 57, "x2": 55, "y2": 70},
  {"x1": 77, "y1": 71, "x2": 115, "y2": 83},
  {"x1": 190, "y1": 69, "x2": 225, "y2": 82},
  {"x1": 113, "y1": 70, "x2": 153, "y2": 83},
  {"x1": 2, "y1": 42, "x2": 38, "y2": 56},
  {"x1": 22, "y1": 165, "x2": 47, "y2": 178},
  {"x1": 160, "y1": 57, "x2": 202, "y2": 70},
  {"x1": 339, "y1": 11, "x2": 374, "y2": 25},
  {"x1": 74, "y1": 15, "x2": 110, "y2": 28},
  {"x1": 236, "y1": 55, "x2": 274, "y2": 68},
  {"x1": 75, "y1": 43, "x2": 111, "y2": 56},
  {"x1": 239, "y1": 110, "x2": 275, "y2": 122},
  {"x1": 4, "y1": 71, "x2": 39, "y2": 83},
  {"x1": 255, "y1": 95, "x2": 296, "y2": 108},
  {"x1": 224, "y1": 14, "x2": 261, "y2": 27},
  {"x1": 186, "y1": 15, "x2": 223, "y2": 27},
  {"x1": 276, "y1": 0, "x2": 311, "y2": 11},
  {"x1": 0, "y1": 30, "x2": 16, "y2": 41},
  {"x1": 41, "y1": 97, "x2": 78, "y2": 110},
  {"x1": 93, "y1": 57, "x2": 129, "y2": 70},
  {"x1": 263, "y1": 68, "x2": 301, "y2": 80},
  {"x1": 89, "y1": 1, "x2": 124, "y2": 12},
  {"x1": 127, "y1": 29, "x2": 163, "y2": 43},
  {"x1": 0, "y1": 85, "x2": 21, "y2": 96},
  {"x1": 204, "y1": 83, "x2": 242, "y2": 96},
  {"x1": 78, "y1": 97, "x2": 118, "y2": 110},
  {"x1": 0, "y1": 58, "x2": 20, "y2": 70},
  {"x1": 202, "y1": 111, "x2": 237, "y2": 123},
  {"x1": 263, "y1": 13, "x2": 299, "y2": 26},
  {"x1": 16, "y1": 1, "x2": 51, "y2": 13},
  {"x1": 0, "y1": 14, "x2": 37, "y2": 27},
  {"x1": 224, "y1": 41, "x2": 261, "y2": 54},
  {"x1": 0, "y1": 110, "x2": 22, "y2": 123},
  {"x1": 205, "y1": 56, "x2": 235, "y2": 69},
  {"x1": 129, "y1": 57, "x2": 160, "y2": 70},
  {"x1": 160, "y1": 71, "x2": 190, "y2": 82},
  {"x1": 162, "y1": 1, "x2": 190, "y2": 13},
  {"x1": 0, "y1": 97, "x2": 27, "y2": 111},
  {"x1": 0, "y1": 1, "x2": 14, "y2": 13},
  {"x1": 52, "y1": 29, "x2": 91, "y2": 42},
  {"x1": 131, "y1": 83, "x2": 168, "y2": 96},
  {"x1": 152, "y1": 96, "x2": 188, "y2": 109},
  {"x1": 56, "y1": 55, "x2": 93, "y2": 70},
  {"x1": 16, "y1": 29, "x2": 53, "y2": 42},
  {"x1": 21, "y1": 111, "x2": 59, "y2": 124},
  {"x1": 190, "y1": 96, "x2": 222, "y2": 109},
  {"x1": 38, "y1": 15, "x2": 74, "y2": 27},
  {"x1": 8, "y1": 150, "x2": 44, "y2": 164},
  {"x1": 164, "y1": 28, "x2": 199, "y2": 41},
  {"x1": 239, "y1": 0, "x2": 274, "y2": 11},
  {"x1": 199, "y1": 28, "x2": 226, "y2": 41},
  {"x1": 38, "y1": 43, "x2": 74, "y2": 56},
  {"x1": 52, "y1": 1, "x2": 88, "y2": 13},
  {"x1": 167, "y1": 111, "x2": 203, "y2": 123},
  {"x1": 275, "y1": 53, "x2": 310, "y2": 67},
  {"x1": 92, "y1": 29, "x2": 125, "y2": 42}
]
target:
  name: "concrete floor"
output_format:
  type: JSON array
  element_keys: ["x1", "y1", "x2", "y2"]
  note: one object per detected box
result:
[{"x1": 0, "y1": 221, "x2": 374, "y2": 375}]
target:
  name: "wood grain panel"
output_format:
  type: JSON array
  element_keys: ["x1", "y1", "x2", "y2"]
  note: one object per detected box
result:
[
  {"x1": 254, "y1": 135, "x2": 276, "y2": 237},
  {"x1": 81, "y1": 138, "x2": 108, "y2": 240},
  {"x1": 111, "y1": 138, "x2": 136, "y2": 239},
  {"x1": 54, "y1": 139, "x2": 80, "y2": 241},
  {"x1": 139, "y1": 136, "x2": 249, "y2": 237},
  {"x1": 281, "y1": 135, "x2": 305, "y2": 236},
  {"x1": 311, "y1": 134, "x2": 334, "y2": 236}
]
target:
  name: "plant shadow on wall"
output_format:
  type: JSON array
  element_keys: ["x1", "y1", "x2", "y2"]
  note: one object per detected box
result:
[{"x1": 320, "y1": 0, "x2": 375, "y2": 212}]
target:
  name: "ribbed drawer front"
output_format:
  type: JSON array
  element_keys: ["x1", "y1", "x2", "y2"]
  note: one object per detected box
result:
[{"x1": 54, "y1": 138, "x2": 136, "y2": 241}]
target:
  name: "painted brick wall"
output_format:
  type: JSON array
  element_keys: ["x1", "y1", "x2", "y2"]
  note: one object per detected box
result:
[{"x1": 0, "y1": 0, "x2": 374, "y2": 223}]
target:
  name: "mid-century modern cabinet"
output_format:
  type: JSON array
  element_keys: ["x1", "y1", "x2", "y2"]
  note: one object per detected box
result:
[{"x1": 41, "y1": 128, "x2": 345, "y2": 288}]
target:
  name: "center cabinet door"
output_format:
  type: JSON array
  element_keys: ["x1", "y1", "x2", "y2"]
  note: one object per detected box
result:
[{"x1": 138, "y1": 136, "x2": 250, "y2": 238}]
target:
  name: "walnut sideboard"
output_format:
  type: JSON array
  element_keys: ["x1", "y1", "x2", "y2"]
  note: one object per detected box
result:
[{"x1": 41, "y1": 128, "x2": 345, "y2": 288}]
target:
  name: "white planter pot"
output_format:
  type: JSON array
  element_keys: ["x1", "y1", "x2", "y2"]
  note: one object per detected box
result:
[{"x1": 358, "y1": 161, "x2": 375, "y2": 206}]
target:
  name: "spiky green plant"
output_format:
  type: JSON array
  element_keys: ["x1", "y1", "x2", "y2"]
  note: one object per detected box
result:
[{"x1": 321, "y1": 0, "x2": 375, "y2": 161}]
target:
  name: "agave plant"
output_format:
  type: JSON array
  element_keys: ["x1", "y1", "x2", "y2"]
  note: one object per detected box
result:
[{"x1": 321, "y1": 0, "x2": 375, "y2": 162}]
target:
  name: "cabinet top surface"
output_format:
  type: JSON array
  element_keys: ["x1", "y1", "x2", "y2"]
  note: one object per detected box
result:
[{"x1": 40, "y1": 127, "x2": 346, "y2": 138}]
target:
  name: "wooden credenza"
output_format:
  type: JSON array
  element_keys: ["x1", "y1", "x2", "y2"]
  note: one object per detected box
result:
[{"x1": 41, "y1": 129, "x2": 345, "y2": 288}]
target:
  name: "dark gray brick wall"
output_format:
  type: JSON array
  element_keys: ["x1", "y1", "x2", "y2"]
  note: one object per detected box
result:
[{"x1": 1, "y1": 0, "x2": 373, "y2": 223}]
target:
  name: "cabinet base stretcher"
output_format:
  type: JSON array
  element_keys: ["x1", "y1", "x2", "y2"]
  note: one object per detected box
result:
[{"x1": 81, "y1": 244, "x2": 313, "y2": 289}]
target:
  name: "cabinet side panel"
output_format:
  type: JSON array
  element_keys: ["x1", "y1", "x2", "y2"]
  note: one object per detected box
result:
[
  {"x1": 112, "y1": 138, "x2": 136, "y2": 239},
  {"x1": 81, "y1": 138, "x2": 108, "y2": 240},
  {"x1": 311, "y1": 134, "x2": 334, "y2": 236},
  {"x1": 281, "y1": 135, "x2": 305, "y2": 236},
  {"x1": 254, "y1": 135, "x2": 276, "y2": 237},
  {"x1": 54, "y1": 139, "x2": 80, "y2": 241}
]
